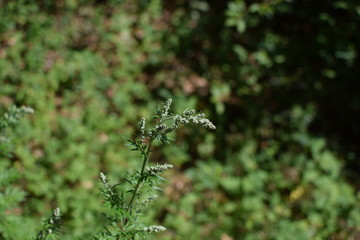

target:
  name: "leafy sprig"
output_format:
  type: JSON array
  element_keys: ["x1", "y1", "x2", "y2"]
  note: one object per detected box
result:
[
  {"x1": 34, "y1": 208, "x2": 62, "y2": 240},
  {"x1": 96, "y1": 99, "x2": 215, "y2": 239}
]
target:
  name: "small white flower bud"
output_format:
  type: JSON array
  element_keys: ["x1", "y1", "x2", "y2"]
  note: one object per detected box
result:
[
  {"x1": 155, "y1": 124, "x2": 166, "y2": 131},
  {"x1": 139, "y1": 118, "x2": 146, "y2": 138},
  {"x1": 143, "y1": 225, "x2": 166, "y2": 233},
  {"x1": 21, "y1": 106, "x2": 34, "y2": 114},
  {"x1": 53, "y1": 208, "x2": 61, "y2": 217},
  {"x1": 99, "y1": 172, "x2": 107, "y2": 183},
  {"x1": 161, "y1": 99, "x2": 172, "y2": 117},
  {"x1": 183, "y1": 109, "x2": 195, "y2": 115},
  {"x1": 197, "y1": 113, "x2": 205, "y2": 118}
]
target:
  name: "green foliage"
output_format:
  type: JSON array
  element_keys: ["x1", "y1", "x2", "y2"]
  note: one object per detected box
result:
[
  {"x1": 183, "y1": 105, "x2": 360, "y2": 239},
  {"x1": 0, "y1": 106, "x2": 34, "y2": 157},
  {"x1": 0, "y1": 162, "x2": 29, "y2": 240},
  {"x1": 0, "y1": 106, "x2": 35, "y2": 239},
  {"x1": 0, "y1": 0, "x2": 360, "y2": 239},
  {"x1": 0, "y1": 106, "x2": 61, "y2": 240}
]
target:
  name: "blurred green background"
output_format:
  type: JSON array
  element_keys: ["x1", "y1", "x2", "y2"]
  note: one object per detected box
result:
[{"x1": 1, "y1": 0, "x2": 360, "y2": 239}]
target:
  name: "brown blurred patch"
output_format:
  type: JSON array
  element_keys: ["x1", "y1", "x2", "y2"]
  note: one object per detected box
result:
[
  {"x1": 81, "y1": 180, "x2": 94, "y2": 190},
  {"x1": 5, "y1": 207, "x2": 22, "y2": 216},
  {"x1": 32, "y1": 148, "x2": 44, "y2": 158},
  {"x1": 182, "y1": 74, "x2": 208, "y2": 95},
  {"x1": 283, "y1": 166, "x2": 299, "y2": 183},
  {"x1": 221, "y1": 233, "x2": 234, "y2": 240},
  {"x1": 98, "y1": 132, "x2": 109, "y2": 143},
  {"x1": 165, "y1": 171, "x2": 192, "y2": 201},
  {"x1": 0, "y1": 96, "x2": 13, "y2": 106},
  {"x1": 44, "y1": 50, "x2": 62, "y2": 72},
  {"x1": 143, "y1": 59, "x2": 210, "y2": 96}
]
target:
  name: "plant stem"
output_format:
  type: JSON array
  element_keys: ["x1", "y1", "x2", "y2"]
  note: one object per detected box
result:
[{"x1": 126, "y1": 140, "x2": 153, "y2": 211}]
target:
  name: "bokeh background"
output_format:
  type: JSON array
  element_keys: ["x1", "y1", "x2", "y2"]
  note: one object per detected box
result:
[{"x1": 1, "y1": 0, "x2": 360, "y2": 239}]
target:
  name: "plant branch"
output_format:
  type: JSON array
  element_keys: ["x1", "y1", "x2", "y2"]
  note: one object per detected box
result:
[{"x1": 126, "y1": 139, "x2": 153, "y2": 211}]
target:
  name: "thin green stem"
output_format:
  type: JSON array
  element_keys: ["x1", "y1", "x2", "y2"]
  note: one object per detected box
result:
[{"x1": 126, "y1": 140, "x2": 153, "y2": 211}]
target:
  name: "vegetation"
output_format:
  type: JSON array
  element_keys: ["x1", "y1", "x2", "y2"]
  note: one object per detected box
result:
[
  {"x1": 95, "y1": 99, "x2": 215, "y2": 239},
  {"x1": 0, "y1": 0, "x2": 360, "y2": 239}
]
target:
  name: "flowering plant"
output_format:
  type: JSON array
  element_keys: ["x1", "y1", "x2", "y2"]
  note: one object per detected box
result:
[{"x1": 95, "y1": 99, "x2": 215, "y2": 239}]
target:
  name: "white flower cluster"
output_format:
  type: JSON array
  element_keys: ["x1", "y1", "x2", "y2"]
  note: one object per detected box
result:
[
  {"x1": 6, "y1": 106, "x2": 34, "y2": 119},
  {"x1": 20, "y1": 106, "x2": 35, "y2": 114},
  {"x1": 99, "y1": 172, "x2": 107, "y2": 184},
  {"x1": 160, "y1": 99, "x2": 172, "y2": 117},
  {"x1": 53, "y1": 208, "x2": 61, "y2": 219},
  {"x1": 100, "y1": 172, "x2": 112, "y2": 191},
  {"x1": 174, "y1": 111, "x2": 216, "y2": 129},
  {"x1": 2, "y1": 106, "x2": 34, "y2": 128},
  {"x1": 149, "y1": 99, "x2": 215, "y2": 143},
  {"x1": 142, "y1": 225, "x2": 166, "y2": 233},
  {"x1": 49, "y1": 208, "x2": 61, "y2": 224},
  {"x1": 139, "y1": 117, "x2": 146, "y2": 138},
  {"x1": 146, "y1": 163, "x2": 173, "y2": 175},
  {"x1": 47, "y1": 208, "x2": 61, "y2": 235}
]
